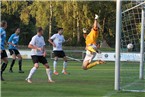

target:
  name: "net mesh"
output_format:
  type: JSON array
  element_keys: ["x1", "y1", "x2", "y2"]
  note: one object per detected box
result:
[{"x1": 120, "y1": 0, "x2": 145, "y2": 92}]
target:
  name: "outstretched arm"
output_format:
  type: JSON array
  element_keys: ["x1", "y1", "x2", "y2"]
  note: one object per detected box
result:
[{"x1": 93, "y1": 14, "x2": 99, "y2": 30}]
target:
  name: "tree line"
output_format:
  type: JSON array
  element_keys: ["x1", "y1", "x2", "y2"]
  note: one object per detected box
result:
[{"x1": 1, "y1": 1, "x2": 118, "y2": 47}]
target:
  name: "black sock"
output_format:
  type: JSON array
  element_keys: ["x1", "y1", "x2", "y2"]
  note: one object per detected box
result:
[
  {"x1": 1, "y1": 63, "x2": 8, "y2": 74},
  {"x1": 10, "y1": 59, "x2": 15, "y2": 70},
  {"x1": 18, "y1": 60, "x2": 22, "y2": 71}
]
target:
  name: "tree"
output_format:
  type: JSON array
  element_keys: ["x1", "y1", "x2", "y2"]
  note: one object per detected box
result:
[{"x1": 1, "y1": 1, "x2": 116, "y2": 47}]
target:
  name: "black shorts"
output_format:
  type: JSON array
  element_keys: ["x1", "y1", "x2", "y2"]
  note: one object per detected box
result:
[
  {"x1": 1, "y1": 50, "x2": 8, "y2": 59},
  {"x1": 31, "y1": 55, "x2": 48, "y2": 65},
  {"x1": 53, "y1": 51, "x2": 66, "y2": 58},
  {"x1": 9, "y1": 49, "x2": 20, "y2": 56}
]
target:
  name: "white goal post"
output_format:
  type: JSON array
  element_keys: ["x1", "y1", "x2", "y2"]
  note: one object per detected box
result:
[
  {"x1": 115, "y1": 0, "x2": 122, "y2": 91},
  {"x1": 115, "y1": 0, "x2": 145, "y2": 91}
]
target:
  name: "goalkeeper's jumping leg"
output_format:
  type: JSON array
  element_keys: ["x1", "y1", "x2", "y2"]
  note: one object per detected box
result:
[{"x1": 82, "y1": 60, "x2": 105, "y2": 70}]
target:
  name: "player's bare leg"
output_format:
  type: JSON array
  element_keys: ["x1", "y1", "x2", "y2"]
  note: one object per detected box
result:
[{"x1": 82, "y1": 60, "x2": 90, "y2": 70}]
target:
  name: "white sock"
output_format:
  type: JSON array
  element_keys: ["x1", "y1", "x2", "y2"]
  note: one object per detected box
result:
[
  {"x1": 53, "y1": 61, "x2": 57, "y2": 72},
  {"x1": 46, "y1": 69, "x2": 52, "y2": 81},
  {"x1": 62, "y1": 61, "x2": 67, "y2": 73},
  {"x1": 27, "y1": 67, "x2": 37, "y2": 79}
]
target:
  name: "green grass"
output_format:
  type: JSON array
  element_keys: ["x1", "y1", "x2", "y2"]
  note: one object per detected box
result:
[{"x1": 1, "y1": 59, "x2": 145, "y2": 97}]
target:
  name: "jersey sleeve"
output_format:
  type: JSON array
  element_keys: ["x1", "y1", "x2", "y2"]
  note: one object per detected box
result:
[
  {"x1": 62, "y1": 35, "x2": 65, "y2": 42},
  {"x1": 0, "y1": 29, "x2": 5, "y2": 36},
  {"x1": 42, "y1": 37, "x2": 46, "y2": 46},
  {"x1": 8, "y1": 34, "x2": 15, "y2": 43},
  {"x1": 29, "y1": 36, "x2": 36, "y2": 45},
  {"x1": 50, "y1": 34, "x2": 56, "y2": 40}
]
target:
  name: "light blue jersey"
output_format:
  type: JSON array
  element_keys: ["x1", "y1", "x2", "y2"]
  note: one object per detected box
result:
[
  {"x1": 8, "y1": 33, "x2": 19, "y2": 50},
  {"x1": 0, "y1": 27, "x2": 6, "y2": 50}
]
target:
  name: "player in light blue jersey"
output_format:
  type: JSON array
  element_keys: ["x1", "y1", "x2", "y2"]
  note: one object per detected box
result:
[
  {"x1": 0, "y1": 20, "x2": 8, "y2": 81},
  {"x1": 8, "y1": 28, "x2": 24, "y2": 73}
]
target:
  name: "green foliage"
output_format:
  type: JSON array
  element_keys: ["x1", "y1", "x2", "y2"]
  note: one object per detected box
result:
[{"x1": 1, "y1": 1, "x2": 116, "y2": 47}]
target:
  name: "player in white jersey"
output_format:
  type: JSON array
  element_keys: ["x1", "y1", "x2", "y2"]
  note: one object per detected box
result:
[
  {"x1": 26, "y1": 27, "x2": 54, "y2": 83},
  {"x1": 48, "y1": 28, "x2": 68, "y2": 75}
]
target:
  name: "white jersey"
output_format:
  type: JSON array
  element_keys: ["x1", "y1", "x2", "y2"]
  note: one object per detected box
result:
[
  {"x1": 29, "y1": 34, "x2": 45, "y2": 56},
  {"x1": 50, "y1": 33, "x2": 65, "y2": 51}
]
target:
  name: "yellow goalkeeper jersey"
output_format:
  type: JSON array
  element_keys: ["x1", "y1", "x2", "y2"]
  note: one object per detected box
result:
[{"x1": 85, "y1": 28, "x2": 99, "y2": 46}]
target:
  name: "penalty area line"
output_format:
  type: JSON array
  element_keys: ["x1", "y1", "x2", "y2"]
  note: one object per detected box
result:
[{"x1": 103, "y1": 91, "x2": 118, "y2": 97}]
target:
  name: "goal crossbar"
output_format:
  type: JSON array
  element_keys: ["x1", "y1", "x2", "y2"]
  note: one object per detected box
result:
[{"x1": 122, "y1": 1, "x2": 145, "y2": 14}]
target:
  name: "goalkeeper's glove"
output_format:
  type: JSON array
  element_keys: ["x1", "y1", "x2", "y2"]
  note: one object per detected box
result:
[
  {"x1": 83, "y1": 28, "x2": 87, "y2": 34},
  {"x1": 95, "y1": 14, "x2": 99, "y2": 20}
]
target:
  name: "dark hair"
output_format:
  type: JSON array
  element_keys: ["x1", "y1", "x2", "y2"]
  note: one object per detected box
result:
[
  {"x1": 96, "y1": 41, "x2": 101, "y2": 45},
  {"x1": 0, "y1": 20, "x2": 7, "y2": 27},
  {"x1": 37, "y1": 27, "x2": 43, "y2": 32},
  {"x1": 57, "y1": 27, "x2": 63, "y2": 32},
  {"x1": 16, "y1": 27, "x2": 20, "y2": 30}
]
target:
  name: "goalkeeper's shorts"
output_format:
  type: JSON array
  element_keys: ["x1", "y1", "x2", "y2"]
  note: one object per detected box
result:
[
  {"x1": 87, "y1": 44, "x2": 97, "y2": 53},
  {"x1": 83, "y1": 50, "x2": 96, "y2": 63}
]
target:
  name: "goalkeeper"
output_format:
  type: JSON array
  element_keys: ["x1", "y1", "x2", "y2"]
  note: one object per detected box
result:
[{"x1": 82, "y1": 14, "x2": 105, "y2": 70}]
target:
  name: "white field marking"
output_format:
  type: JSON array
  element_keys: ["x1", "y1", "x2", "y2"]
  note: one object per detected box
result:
[
  {"x1": 121, "y1": 80, "x2": 145, "y2": 92},
  {"x1": 103, "y1": 91, "x2": 118, "y2": 97},
  {"x1": 103, "y1": 80, "x2": 145, "y2": 97},
  {"x1": 122, "y1": 80, "x2": 143, "y2": 89},
  {"x1": 122, "y1": 89, "x2": 145, "y2": 92},
  {"x1": 66, "y1": 56, "x2": 82, "y2": 62}
]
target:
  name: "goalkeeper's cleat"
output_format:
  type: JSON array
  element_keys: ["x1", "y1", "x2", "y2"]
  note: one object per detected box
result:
[
  {"x1": 87, "y1": 46, "x2": 96, "y2": 53},
  {"x1": 53, "y1": 72, "x2": 59, "y2": 75},
  {"x1": 98, "y1": 60, "x2": 105, "y2": 64},
  {"x1": 25, "y1": 78, "x2": 32, "y2": 83},
  {"x1": 93, "y1": 60, "x2": 105, "y2": 65}
]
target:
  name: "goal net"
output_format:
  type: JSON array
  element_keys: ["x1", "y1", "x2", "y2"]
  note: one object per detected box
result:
[{"x1": 120, "y1": 0, "x2": 145, "y2": 92}]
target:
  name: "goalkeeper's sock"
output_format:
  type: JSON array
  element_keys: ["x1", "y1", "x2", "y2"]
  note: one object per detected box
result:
[
  {"x1": 27, "y1": 67, "x2": 37, "y2": 79},
  {"x1": 86, "y1": 61, "x2": 100, "y2": 69},
  {"x1": 53, "y1": 61, "x2": 57, "y2": 73}
]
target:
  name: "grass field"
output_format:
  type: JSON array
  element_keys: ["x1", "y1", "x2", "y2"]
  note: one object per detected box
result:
[{"x1": 1, "y1": 59, "x2": 145, "y2": 97}]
